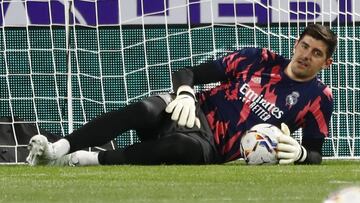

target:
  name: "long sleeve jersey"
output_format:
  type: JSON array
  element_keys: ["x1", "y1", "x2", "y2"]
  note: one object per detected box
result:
[{"x1": 192, "y1": 48, "x2": 333, "y2": 162}]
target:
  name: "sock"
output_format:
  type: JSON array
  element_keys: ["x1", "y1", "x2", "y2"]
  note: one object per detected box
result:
[
  {"x1": 52, "y1": 139, "x2": 71, "y2": 158},
  {"x1": 70, "y1": 151, "x2": 100, "y2": 166}
]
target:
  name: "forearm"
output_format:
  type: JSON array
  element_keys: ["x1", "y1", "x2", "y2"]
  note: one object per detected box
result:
[
  {"x1": 295, "y1": 149, "x2": 322, "y2": 165},
  {"x1": 171, "y1": 61, "x2": 226, "y2": 92},
  {"x1": 295, "y1": 137, "x2": 324, "y2": 164},
  {"x1": 171, "y1": 68, "x2": 194, "y2": 92}
]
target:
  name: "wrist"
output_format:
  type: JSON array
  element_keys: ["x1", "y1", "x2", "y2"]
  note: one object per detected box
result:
[
  {"x1": 296, "y1": 146, "x2": 307, "y2": 163},
  {"x1": 177, "y1": 85, "x2": 196, "y2": 100}
]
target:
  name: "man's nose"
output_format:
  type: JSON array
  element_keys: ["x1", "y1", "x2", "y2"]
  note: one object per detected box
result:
[{"x1": 303, "y1": 49, "x2": 312, "y2": 59}]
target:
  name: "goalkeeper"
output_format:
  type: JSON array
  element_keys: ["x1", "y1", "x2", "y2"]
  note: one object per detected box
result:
[{"x1": 26, "y1": 24, "x2": 337, "y2": 166}]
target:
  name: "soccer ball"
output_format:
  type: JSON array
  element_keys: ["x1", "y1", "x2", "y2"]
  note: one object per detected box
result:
[
  {"x1": 324, "y1": 186, "x2": 360, "y2": 203},
  {"x1": 240, "y1": 123, "x2": 282, "y2": 165}
]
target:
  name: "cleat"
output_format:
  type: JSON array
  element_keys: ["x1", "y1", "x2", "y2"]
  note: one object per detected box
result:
[
  {"x1": 26, "y1": 134, "x2": 55, "y2": 166},
  {"x1": 26, "y1": 134, "x2": 72, "y2": 166}
]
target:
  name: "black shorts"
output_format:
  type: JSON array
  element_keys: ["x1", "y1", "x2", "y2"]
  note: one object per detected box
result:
[{"x1": 156, "y1": 93, "x2": 221, "y2": 164}]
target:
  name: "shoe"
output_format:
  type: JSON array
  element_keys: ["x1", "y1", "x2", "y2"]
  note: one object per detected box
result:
[
  {"x1": 26, "y1": 134, "x2": 72, "y2": 166},
  {"x1": 69, "y1": 151, "x2": 100, "y2": 166}
]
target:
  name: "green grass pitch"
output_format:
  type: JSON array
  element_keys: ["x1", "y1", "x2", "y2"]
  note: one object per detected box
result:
[{"x1": 0, "y1": 160, "x2": 359, "y2": 203}]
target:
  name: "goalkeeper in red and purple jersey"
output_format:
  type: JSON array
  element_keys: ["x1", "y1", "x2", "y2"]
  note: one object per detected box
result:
[{"x1": 26, "y1": 24, "x2": 337, "y2": 166}]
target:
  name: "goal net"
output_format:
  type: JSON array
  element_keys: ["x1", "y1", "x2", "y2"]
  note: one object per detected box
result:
[{"x1": 0, "y1": 0, "x2": 359, "y2": 163}]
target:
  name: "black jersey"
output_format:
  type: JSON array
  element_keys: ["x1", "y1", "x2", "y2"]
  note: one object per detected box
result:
[{"x1": 197, "y1": 48, "x2": 333, "y2": 162}]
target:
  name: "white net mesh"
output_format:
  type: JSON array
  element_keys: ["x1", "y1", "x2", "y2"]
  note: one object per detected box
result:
[{"x1": 0, "y1": 0, "x2": 359, "y2": 163}]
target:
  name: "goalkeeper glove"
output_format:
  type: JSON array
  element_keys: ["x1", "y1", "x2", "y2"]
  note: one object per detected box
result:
[
  {"x1": 277, "y1": 123, "x2": 307, "y2": 164},
  {"x1": 165, "y1": 85, "x2": 201, "y2": 128}
]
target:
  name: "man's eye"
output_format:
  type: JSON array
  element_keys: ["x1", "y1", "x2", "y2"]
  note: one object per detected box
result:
[{"x1": 314, "y1": 51, "x2": 323, "y2": 57}]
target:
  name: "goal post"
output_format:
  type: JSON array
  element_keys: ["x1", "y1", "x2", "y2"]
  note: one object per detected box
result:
[{"x1": 0, "y1": 0, "x2": 359, "y2": 163}]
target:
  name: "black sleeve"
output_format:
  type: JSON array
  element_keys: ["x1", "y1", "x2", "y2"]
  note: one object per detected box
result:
[
  {"x1": 295, "y1": 137, "x2": 324, "y2": 165},
  {"x1": 171, "y1": 61, "x2": 227, "y2": 92}
]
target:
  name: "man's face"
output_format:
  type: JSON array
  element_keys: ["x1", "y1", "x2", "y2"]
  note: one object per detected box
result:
[{"x1": 286, "y1": 35, "x2": 333, "y2": 82}]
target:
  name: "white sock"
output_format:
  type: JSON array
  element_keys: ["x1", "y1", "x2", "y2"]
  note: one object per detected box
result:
[
  {"x1": 70, "y1": 150, "x2": 100, "y2": 166},
  {"x1": 52, "y1": 139, "x2": 71, "y2": 158}
]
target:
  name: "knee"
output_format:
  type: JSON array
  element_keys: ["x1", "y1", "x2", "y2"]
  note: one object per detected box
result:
[{"x1": 132, "y1": 97, "x2": 166, "y2": 122}]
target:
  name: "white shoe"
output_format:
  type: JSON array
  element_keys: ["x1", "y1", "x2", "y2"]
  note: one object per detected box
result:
[
  {"x1": 69, "y1": 151, "x2": 100, "y2": 166},
  {"x1": 26, "y1": 134, "x2": 72, "y2": 166}
]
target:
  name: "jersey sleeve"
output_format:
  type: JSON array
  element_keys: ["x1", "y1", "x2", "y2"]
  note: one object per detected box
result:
[
  {"x1": 171, "y1": 47, "x2": 274, "y2": 92},
  {"x1": 301, "y1": 86, "x2": 334, "y2": 153},
  {"x1": 171, "y1": 47, "x2": 261, "y2": 91},
  {"x1": 171, "y1": 61, "x2": 226, "y2": 92},
  {"x1": 214, "y1": 47, "x2": 266, "y2": 80}
]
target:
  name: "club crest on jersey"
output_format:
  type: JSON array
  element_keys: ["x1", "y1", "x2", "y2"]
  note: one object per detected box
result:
[{"x1": 286, "y1": 91, "x2": 299, "y2": 108}]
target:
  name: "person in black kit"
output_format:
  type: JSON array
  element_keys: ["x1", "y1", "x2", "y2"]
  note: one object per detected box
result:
[{"x1": 26, "y1": 24, "x2": 337, "y2": 166}]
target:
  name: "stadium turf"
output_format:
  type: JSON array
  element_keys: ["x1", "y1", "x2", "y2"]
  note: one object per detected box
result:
[{"x1": 0, "y1": 160, "x2": 359, "y2": 203}]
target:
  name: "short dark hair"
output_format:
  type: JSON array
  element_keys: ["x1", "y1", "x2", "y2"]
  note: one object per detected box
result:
[{"x1": 299, "y1": 24, "x2": 337, "y2": 58}]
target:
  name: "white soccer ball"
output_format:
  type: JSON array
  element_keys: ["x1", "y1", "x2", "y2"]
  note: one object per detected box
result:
[
  {"x1": 324, "y1": 186, "x2": 360, "y2": 203},
  {"x1": 240, "y1": 123, "x2": 282, "y2": 165}
]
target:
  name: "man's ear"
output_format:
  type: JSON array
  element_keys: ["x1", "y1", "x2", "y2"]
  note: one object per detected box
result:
[
  {"x1": 293, "y1": 39, "x2": 299, "y2": 54},
  {"x1": 323, "y1": 58, "x2": 333, "y2": 69}
]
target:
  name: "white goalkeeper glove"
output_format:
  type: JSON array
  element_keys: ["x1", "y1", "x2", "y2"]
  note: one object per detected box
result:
[
  {"x1": 277, "y1": 123, "x2": 307, "y2": 164},
  {"x1": 165, "y1": 85, "x2": 201, "y2": 128}
]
